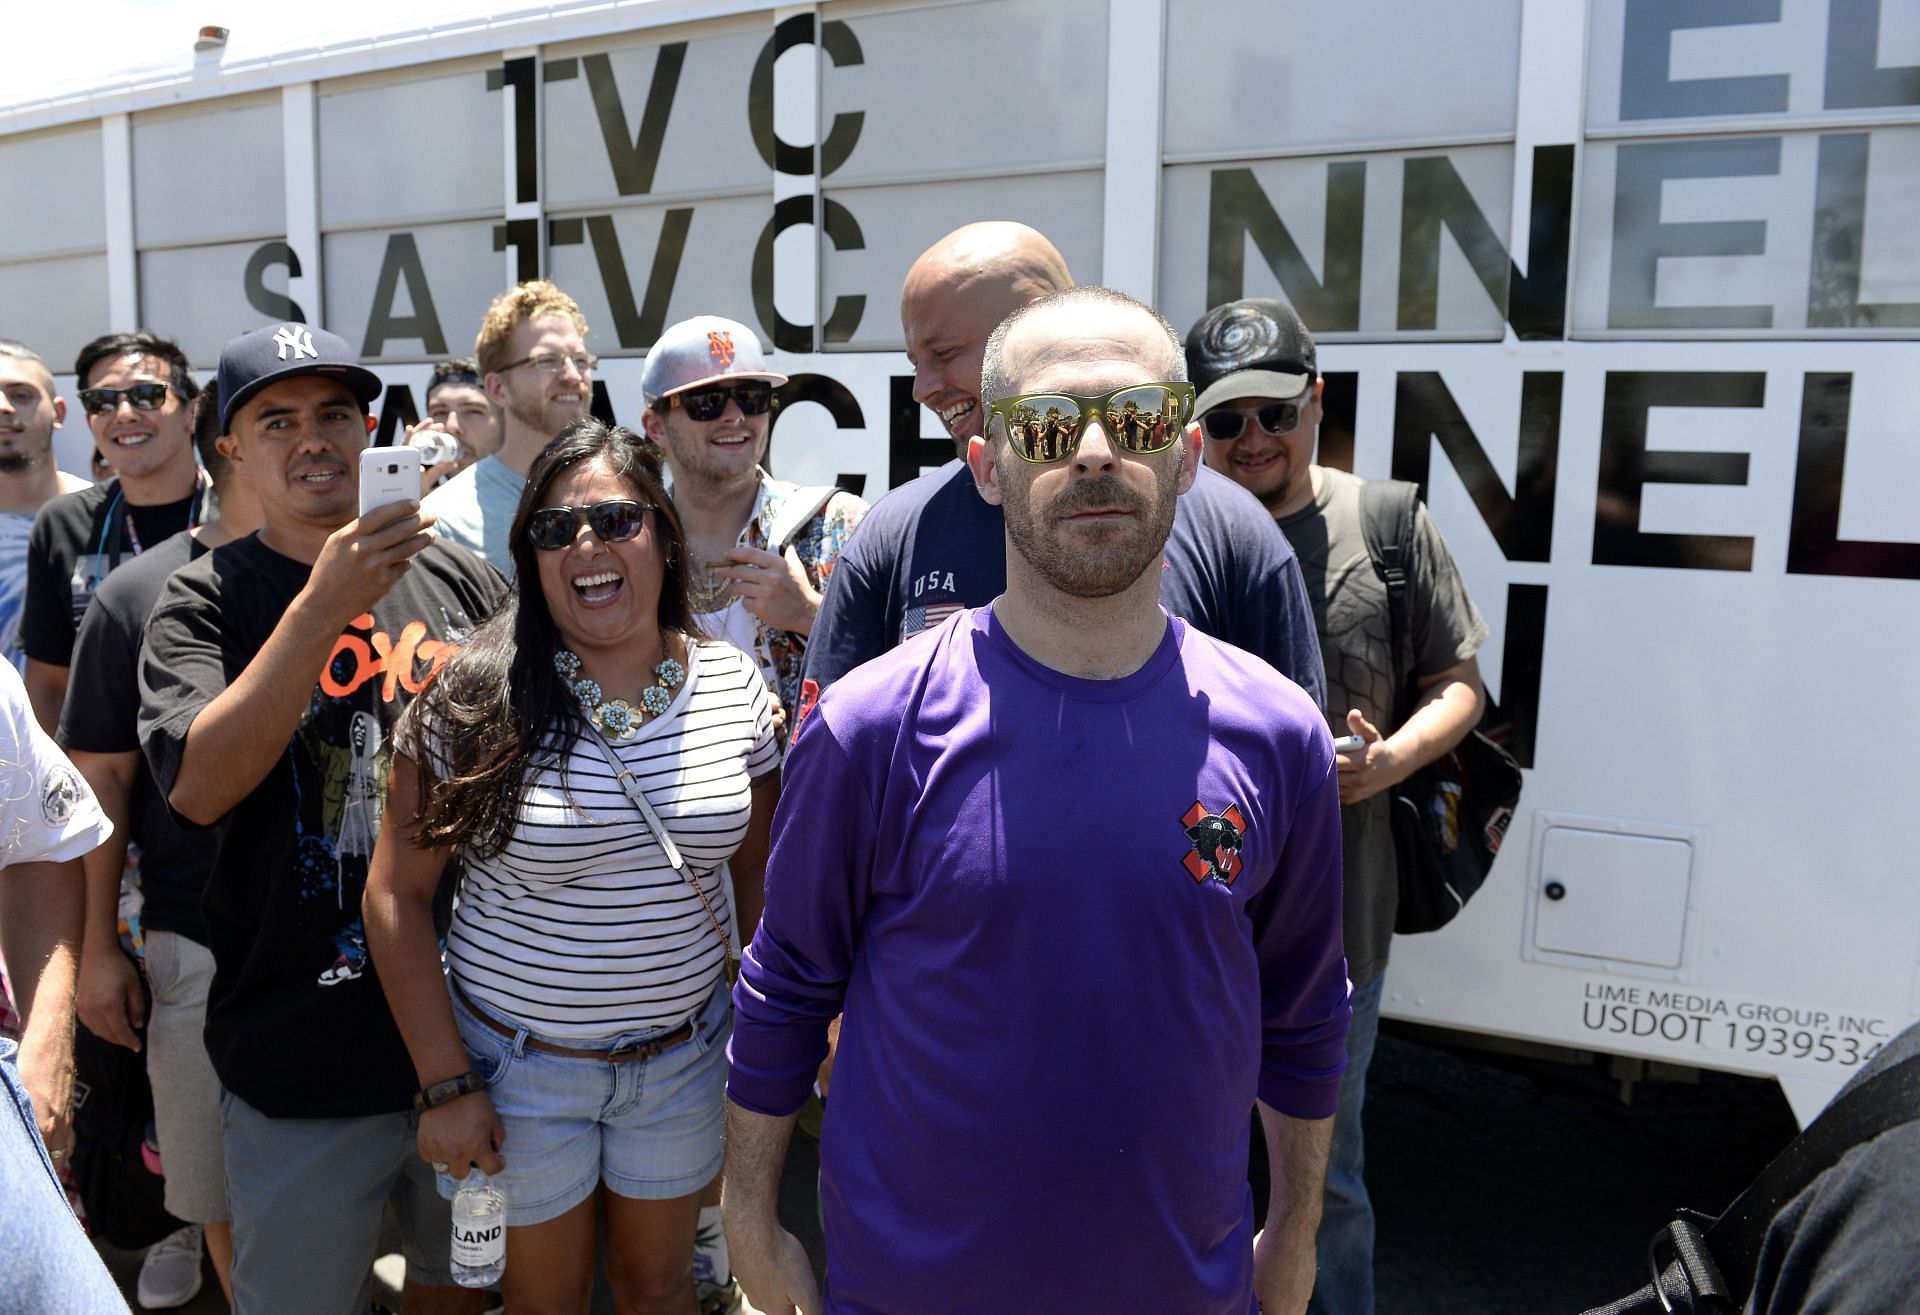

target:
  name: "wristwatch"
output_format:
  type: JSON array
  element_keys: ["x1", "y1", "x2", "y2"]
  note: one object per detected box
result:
[{"x1": 413, "y1": 1071, "x2": 488, "y2": 1111}]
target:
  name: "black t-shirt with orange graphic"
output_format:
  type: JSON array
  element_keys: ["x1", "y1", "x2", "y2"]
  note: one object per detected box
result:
[{"x1": 139, "y1": 532, "x2": 507, "y2": 1119}]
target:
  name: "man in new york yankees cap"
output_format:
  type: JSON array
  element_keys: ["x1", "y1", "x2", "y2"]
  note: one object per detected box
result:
[
  {"x1": 137, "y1": 322, "x2": 506, "y2": 1314},
  {"x1": 1186, "y1": 297, "x2": 1488, "y2": 1315}
]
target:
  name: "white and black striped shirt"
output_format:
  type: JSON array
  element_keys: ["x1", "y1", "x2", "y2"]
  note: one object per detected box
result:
[{"x1": 433, "y1": 639, "x2": 777, "y2": 1039}]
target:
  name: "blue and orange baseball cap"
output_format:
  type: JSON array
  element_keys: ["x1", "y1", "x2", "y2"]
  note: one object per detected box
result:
[{"x1": 639, "y1": 315, "x2": 787, "y2": 407}]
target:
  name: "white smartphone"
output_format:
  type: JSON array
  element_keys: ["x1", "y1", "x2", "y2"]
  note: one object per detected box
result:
[
  {"x1": 358, "y1": 446, "x2": 422, "y2": 518},
  {"x1": 1332, "y1": 734, "x2": 1367, "y2": 754}
]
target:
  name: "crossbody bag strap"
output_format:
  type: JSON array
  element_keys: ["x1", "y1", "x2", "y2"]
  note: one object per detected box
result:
[{"x1": 583, "y1": 726, "x2": 739, "y2": 983}]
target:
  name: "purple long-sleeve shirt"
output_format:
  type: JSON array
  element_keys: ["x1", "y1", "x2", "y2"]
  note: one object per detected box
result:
[{"x1": 729, "y1": 606, "x2": 1350, "y2": 1315}]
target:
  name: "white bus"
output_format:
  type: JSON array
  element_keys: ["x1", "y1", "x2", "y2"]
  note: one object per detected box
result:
[{"x1": 6, "y1": 0, "x2": 1914, "y2": 1123}]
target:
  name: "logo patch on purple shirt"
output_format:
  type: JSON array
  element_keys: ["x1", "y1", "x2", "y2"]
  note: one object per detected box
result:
[{"x1": 1181, "y1": 801, "x2": 1246, "y2": 886}]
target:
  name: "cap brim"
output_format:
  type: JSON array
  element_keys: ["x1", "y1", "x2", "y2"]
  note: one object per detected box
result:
[
  {"x1": 1193, "y1": 369, "x2": 1312, "y2": 417},
  {"x1": 222, "y1": 362, "x2": 385, "y2": 432},
  {"x1": 658, "y1": 369, "x2": 789, "y2": 400}
]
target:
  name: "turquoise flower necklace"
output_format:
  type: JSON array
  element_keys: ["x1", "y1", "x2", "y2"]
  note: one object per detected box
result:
[{"x1": 554, "y1": 645, "x2": 687, "y2": 740}]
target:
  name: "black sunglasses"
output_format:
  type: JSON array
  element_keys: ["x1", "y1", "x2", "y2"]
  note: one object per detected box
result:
[
  {"x1": 1199, "y1": 399, "x2": 1307, "y2": 442},
  {"x1": 78, "y1": 382, "x2": 172, "y2": 417},
  {"x1": 665, "y1": 381, "x2": 775, "y2": 422},
  {"x1": 526, "y1": 499, "x2": 652, "y2": 551}
]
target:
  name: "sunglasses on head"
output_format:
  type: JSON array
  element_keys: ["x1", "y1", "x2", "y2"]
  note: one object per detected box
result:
[
  {"x1": 526, "y1": 499, "x2": 652, "y2": 551},
  {"x1": 984, "y1": 382, "x2": 1195, "y2": 464},
  {"x1": 1199, "y1": 399, "x2": 1307, "y2": 442},
  {"x1": 664, "y1": 381, "x2": 775, "y2": 422},
  {"x1": 77, "y1": 382, "x2": 171, "y2": 417}
]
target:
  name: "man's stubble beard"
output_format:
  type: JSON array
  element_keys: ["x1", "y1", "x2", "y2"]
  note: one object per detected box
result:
[
  {"x1": 506, "y1": 384, "x2": 588, "y2": 447},
  {"x1": 1002, "y1": 462, "x2": 1180, "y2": 600},
  {"x1": 0, "y1": 451, "x2": 36, "y2": 475}
]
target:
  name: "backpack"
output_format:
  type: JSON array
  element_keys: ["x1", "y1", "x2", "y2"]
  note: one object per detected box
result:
[
  {"x1": 69, "y1": 959, "x2": 184, "y2": 1249},
  {"x1": 1357, "y1": 479, "x2": 1523, "y2": 934}
]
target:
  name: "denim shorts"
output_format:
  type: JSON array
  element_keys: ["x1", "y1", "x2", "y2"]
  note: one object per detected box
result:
[{"x1": 441, "y1": 980, "x2": 730, "y2": 1227}]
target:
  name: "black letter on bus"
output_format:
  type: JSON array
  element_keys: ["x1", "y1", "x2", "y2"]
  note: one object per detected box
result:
[
  {"x1": 1825, "y1": 0, "x2": 1920, "y2": 110},
  {"x1": 1619, "y1": 0, "x2": 1788, "y2": 120},
  {"x1": 890, "y1": 376, "x2": 953, "y2": 490},
  {"x1": 1391, "y1": 371, "x2": 1560, "y2": 563},
  {"x1": 1207, "y1": 164, "x2": 1364, "y2": 332},
  {"x1": 1593, "y1": 371, "x2": 1759, "y2": 571},
  {"x1": 1609, "y1": 139, "x2": 1779, "y2": 330},
  {"x1": 584, "y1": 45, "x2": 686, "y2": 196},
  {"x1": 1398, "y1": 146, "x2": 1572, "y2": 340},
  {"x1": 1809, "y1": 134, "x2": 1920, "y2": 328},
  {"x1": 243, "y1": 241, "x2": 305, "y2": 323},
  {"x1": 752, "y1": 196, "x2": 866, "y2": 352},
  {"x1": 548, "y1": 211, "x2": 692, "y2": 349},
  {"x1": 751, "y1": 15, "x2": 864, "y2": 176},
  {"x1": 1787, "y1": 372, "x2": 1920, "y2": 579},
  {"x1": 363, "y1": 234, "x2": 448, "y2": 358},
  {"x1": 769, "y1": 374, "x2": 868, "y2": 496}
]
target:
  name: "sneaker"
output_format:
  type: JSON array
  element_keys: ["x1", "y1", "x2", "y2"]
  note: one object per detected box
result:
[
  {"x1": 136, "y1": 1224, "x2": 205, "y2": 1309},
  {"x1": 696, "y1": 1276, "x2": 744, "y2": 1315}
]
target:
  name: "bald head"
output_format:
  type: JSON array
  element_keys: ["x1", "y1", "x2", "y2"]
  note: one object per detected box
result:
[
  {"x1": 904, "y1": 222, "x2": 1073, "y2": 313},
  {"x1": 902, "y1": 222, "x2": 1076, "y2": 452}
]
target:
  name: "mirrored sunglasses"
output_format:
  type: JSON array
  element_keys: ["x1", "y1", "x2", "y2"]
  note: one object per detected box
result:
[
  {"x1": 669, "y1": 381, "x2": 775, "y2": 421},
  {"x1": 525, "y1": 499, "x2": 651, "y2": 551},
  {"x1": 77, "y1": 382, "x2": 172, "y2": 417},
  {"x1": 1199, "y1": 399, "x2": 1306, "y2": 442},
  {"x1": 985, "y1": 382, "x2": 1195, "y2": 464}
]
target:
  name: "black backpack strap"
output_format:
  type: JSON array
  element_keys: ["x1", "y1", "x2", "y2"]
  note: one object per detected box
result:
[
  {"x1": 1358, "y1": 479, "x2": 1422, "y2": 722},
  {"x1": 1578, "y1": 1049, "x2": 1920, "y2": 1314},
  {"x1": 1704, "y1": 1048, "x2": 1920, "y2": 1292}
]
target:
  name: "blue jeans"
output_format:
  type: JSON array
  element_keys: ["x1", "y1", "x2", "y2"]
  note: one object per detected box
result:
[
  {"x1": 1308, "y1": 971, "x2": 1386, "y2": 1315},
  {"x1": 0, "y1": 1038, "x2": 131, "y2": 1313}
]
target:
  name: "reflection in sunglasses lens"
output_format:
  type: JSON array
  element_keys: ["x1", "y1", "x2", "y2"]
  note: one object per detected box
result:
[
  {"x1": 528, "y1": 500, "x2": 649, "y2": 550},
  {"x1": 79, "y1": 382, "x2": 170, "y2": 416},
  {"x1": 1201, "y1": 401, "x2": 1301, "y2": 441},
  {"x1": 680, "y1": 384, "x2": 773, "y2": 421}
]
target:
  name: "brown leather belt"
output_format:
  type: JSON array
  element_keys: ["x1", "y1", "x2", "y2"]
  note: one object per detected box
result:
[{"x1": 453, "y1": 981, "x2": 694, "y2": 1064}]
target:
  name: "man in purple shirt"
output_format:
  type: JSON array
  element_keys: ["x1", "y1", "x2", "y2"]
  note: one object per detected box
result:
[{"x1": 724, "y1": 287, "x2": 1350, "y2": 1315}]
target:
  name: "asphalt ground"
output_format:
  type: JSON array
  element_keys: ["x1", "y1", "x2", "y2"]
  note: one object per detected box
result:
[{"x1": 99, "y1": 1030, "x2": 1796, "y2": 1313}]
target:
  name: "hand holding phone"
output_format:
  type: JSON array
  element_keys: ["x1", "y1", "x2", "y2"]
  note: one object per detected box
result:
[{"x1": 1332, "y1": 734, "x2": 1367, "y2": 754}]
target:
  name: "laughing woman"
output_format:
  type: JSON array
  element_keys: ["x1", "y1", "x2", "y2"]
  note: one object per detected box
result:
[{"x1": 365, "y1": 419, "x2": 778, "y2": 1315}]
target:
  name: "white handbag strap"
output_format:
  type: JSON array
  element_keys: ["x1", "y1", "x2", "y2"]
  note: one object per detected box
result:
[
  {"x1": 585, "y1": 727, "x2": 684, "y2": 872},
  {"x1": 584, "y1": 725, "x2": 738, "y2": 981}
]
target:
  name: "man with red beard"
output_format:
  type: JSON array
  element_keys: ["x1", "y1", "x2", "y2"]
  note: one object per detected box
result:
[
  {"x1": 1186, "y1": 298, "x2": 1487, "y2": 1315},
  {"x1": 425, "y1": 281, "x2": 595, "y2": 572}
]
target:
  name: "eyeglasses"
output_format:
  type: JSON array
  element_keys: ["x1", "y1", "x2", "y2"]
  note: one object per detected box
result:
[
  {"x1": 526, "y1": 499, "x2": 651, "y2": 551},
  {"x1": 1199, "y1": 399, "x2": 1307, "y2": 442},
  {"x1": 77, "y1": 382, "x2": 172, "y2": 416},
  {"x1": 498, "y1": 351, "x2": 597, "y2": 377},
  {"x1": 984, "y1": 382, "x2": 1195, "y2": 464},
  {"x1": 663, "y1": 382, "x2": 775, "y2": 421}
]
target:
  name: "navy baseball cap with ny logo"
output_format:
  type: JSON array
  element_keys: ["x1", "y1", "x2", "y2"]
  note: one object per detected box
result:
[{"x1": 217, "y1": 322, "x2": 383, "y2": 433}]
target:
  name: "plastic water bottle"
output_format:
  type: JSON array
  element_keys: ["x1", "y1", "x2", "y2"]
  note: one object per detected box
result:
[
  {"x1": 449, "y1": 1169, "x2": 506, "y2": 1287},
  {"x1": 410, "y1": 429, "x2": 462, "y2": 467}
]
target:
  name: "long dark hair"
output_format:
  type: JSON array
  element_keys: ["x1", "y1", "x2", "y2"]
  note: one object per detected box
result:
[{"x1": 398, "y1": 419, "x2": 698, "y2": 859}]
